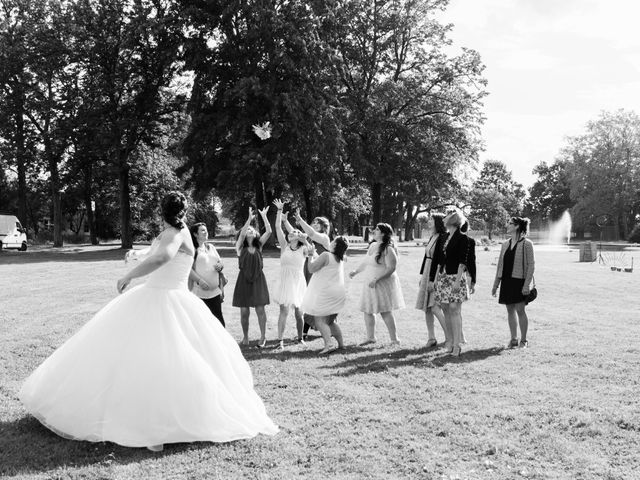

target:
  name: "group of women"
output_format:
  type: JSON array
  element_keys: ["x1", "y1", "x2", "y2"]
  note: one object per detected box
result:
[
  {"x1": 17, "y1": 190, "x2": 537, "y2": 453},
  {"x1": 189, "y1": 201, "x2": 535, "y2": 357},
  {"x1": 415, "y1": 210, "x2": 535, "y2": 355}
]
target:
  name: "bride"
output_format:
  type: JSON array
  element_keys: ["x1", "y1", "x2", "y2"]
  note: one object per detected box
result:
[{"x1": 19, "y1": 191, "x2": 278, "y2": 451}]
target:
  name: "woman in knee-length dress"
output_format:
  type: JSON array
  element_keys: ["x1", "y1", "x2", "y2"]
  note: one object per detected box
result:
[
  {"x1": 301, "y1": 236, "x2": 350, "y2": 354},
  {"x1": 415, "y1": 213, "x2": 449, "y2": 347},
  {"x1": 271, "y1": 199, "x2": 311, "y2": 350},
  {"x1": 349, "y1": 223, "x2": 405, "y2": 345},
  {"x1": 19, "y1": 192, "x2": 278, "y2": 452},
  {"x1": 232, "y1": 207, "x2": 272, "y2": 348}
]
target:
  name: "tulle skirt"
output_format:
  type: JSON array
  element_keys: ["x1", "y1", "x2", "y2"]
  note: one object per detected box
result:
[
  {"x1": 19, "y1": 284, "x2": 278, "y2": 447},
  {"x1": 272, "y1": 267, "x2": 307, "y2": 307}
]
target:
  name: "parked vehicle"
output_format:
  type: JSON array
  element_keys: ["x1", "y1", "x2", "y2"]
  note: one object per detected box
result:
[{"x1": 0, "y1": 214, "x2": 28, "y2": 251}]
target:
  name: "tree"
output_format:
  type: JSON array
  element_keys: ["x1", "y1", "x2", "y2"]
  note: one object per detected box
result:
[
  {"x1": 334, "y1": 0, "x2": 486, "y2": 225},
  {"x1": 470, "y1": 160, "x2": 523, "y2": 239},
  {"x1": 181, "y1": 0, "x2": 348, "y2": 230},
  {"x1": 525, "y1": 160, "x2": 574, "y2": 221},
  {"x1": 563, "y1": 110, "x2": 640, "y2": 239},
  {"x1": 71, "y1": 0, "x2": 184, "y2": 248}
]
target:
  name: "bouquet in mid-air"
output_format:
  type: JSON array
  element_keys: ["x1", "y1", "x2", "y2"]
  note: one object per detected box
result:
[{"x1": 252, "y1": 121, "x2": 272, "y2": 140}]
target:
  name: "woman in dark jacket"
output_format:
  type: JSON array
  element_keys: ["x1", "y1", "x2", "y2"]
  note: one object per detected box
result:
[{"x1": 429, "y1": 209, "x2": 470, "y2": 356}]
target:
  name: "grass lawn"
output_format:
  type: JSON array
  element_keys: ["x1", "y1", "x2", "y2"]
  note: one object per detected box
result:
[{"x1": 1, "y1": 242, "x2": 639, "y2": 479}]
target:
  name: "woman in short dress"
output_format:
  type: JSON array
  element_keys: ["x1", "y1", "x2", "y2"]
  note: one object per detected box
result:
[
  {"x1": 429, "y1": 209, "x2": 469, "y2": 356},
  {"x1": 415, "y1": 213, "x2": 449, "y2": 347},
  {"x1": 271, "y1": 199, "x2": 311, "y2": 350},
  {"x1": 492, "y1": 217, "x2": 535, "y2": 348},
  {"x1": 350, "y1": 223, "x2": 404, "y2": 345},
  {"x1": 292, "y1": 209, "x2": 332, "y2": 339},
  {"x1": 189, "y1": 222, "x2": 225, "y2": 326},
  {"x1": 301, "y1": 236, "x2": 350, "y2": 354},
  {"x1": 232, "y1": 207, "x2": 272, "y2": 347}
]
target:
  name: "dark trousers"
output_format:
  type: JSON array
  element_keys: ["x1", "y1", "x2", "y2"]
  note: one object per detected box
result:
[{"x1": 202, "y1": 295, "x2": 225, "y2": 327}]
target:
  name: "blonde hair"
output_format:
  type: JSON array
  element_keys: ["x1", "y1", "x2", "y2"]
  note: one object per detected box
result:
[{"x1": 444, "y1": 209, "x2": 466, "y2": 229}]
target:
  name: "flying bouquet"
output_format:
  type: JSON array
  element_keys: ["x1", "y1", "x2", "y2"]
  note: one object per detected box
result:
[{"x1": 252, "y1": 121, "x2": 272, "y2": 140}]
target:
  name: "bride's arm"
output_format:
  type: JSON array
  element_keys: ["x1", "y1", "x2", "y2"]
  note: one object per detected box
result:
[{"x1": 117, "y1": 230, "x2": 183, "y2": 293}]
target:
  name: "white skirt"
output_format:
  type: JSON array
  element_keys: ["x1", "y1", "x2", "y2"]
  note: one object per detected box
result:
[{"x1": 19, "y1": 284, "x2": 278, "y2": 447}]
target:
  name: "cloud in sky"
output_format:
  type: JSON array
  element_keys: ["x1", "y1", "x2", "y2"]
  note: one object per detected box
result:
[{"x1": 438, "y1": 0, "x2": 640, "y2": 187}]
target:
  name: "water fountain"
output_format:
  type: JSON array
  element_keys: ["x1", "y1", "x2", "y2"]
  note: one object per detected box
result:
[{"x1": 548, "y1": 210, "x2": 572, "y2": 244}]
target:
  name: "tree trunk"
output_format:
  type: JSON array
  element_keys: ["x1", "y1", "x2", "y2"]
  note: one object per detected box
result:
[
  {"x1": 302, "y1": 185, "x2": 313, "y2": 220},
  {"x1": 404, "y1": 203, "x2": 415, "y2": 241},
  {"x1": 15, "y1": 98, "x2": 28, "y2": 232},
  {"x1": 119, "y1": 163, "x2": 133, "y2": 249},
  {"x1": 45, "y1": 137, "x2": 64, "y2": 247},
  {"x1": 371, "y1": 182, "x2": 382, "y2": 225},
  {"x1": 83, "y1": 164, "x2": 98, "y2": 245}
]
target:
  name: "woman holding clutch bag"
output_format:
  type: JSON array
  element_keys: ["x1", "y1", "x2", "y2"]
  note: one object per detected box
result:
[{"x1": 492, "y1": 217, "x2": 535, "y2": 348}]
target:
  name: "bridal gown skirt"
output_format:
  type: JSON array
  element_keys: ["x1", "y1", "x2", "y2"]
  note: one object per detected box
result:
[{"x1": 19, "y1": 256, "x2": 278, "y2": 447}]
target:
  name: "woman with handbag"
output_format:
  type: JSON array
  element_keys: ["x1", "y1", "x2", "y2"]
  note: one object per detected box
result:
[
  {"x1": 190, "y1": 222, "x2": 226, "y2": 327},
  {"x1": 491, "y1": 217, "x2": 536, "y2": 348},
  {"x1": 428, "y1": 209, "x2": 470, "y2": 356}
]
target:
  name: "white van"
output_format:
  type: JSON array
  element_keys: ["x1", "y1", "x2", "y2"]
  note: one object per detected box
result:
[{"x1": 0, "y1": 214, "x2": 28, "y2": 251}]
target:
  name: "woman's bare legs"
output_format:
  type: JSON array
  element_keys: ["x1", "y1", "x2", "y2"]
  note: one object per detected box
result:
[
  {"x1": 276, "y1": 305, "x2": 290, "y2": 349},
  {"x1": 240, "y1": 307, "x2": 250, "y2": 345},
  {"x1": 315, "y1": 316, "x2": 334, "y2": 353},
  {"x1": 293, "y1": 307, "x2": 305, "y2": 342},
  {"x1": 380, "y1": 311, "x2": 400, "y2": 343},
  {"x1": 515, "y1": 301, "x2": 528, "y2": 344},
  {"x1": 362, "y1": 313, "x2": 377, "y2": 344},
  {"x1": 255, "y1": 305, "x2": 267, "y2": 346},
  {"x1": 506, "y1": 304, "x2": 518, "y2": 345}
]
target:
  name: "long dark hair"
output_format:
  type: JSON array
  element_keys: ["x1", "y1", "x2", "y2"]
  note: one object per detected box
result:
[
  {"x1": 333, "y1": 236, "x2": 349, "y2": 262},
  {"x1": 431, "y1": 213, "x2": 446, "y2": 235},
  {"x1": 242, "y1": 229, "x2": 261, "y2": 249},
  {"x1": 189, "y1": 222, "x2": 206, "y2": 250},
  {"x1": 375, "y1": 223, "x2": 394, "y2": 264},
  {"x1": 162, "y1": 191, "x2": 187, "y2": 229}
]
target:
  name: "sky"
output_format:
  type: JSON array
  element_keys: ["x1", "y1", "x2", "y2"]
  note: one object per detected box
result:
[{"x1": 438, "y1": 0, "x2": 640, "y2": 188}]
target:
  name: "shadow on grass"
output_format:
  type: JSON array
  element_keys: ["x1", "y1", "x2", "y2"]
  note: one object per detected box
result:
[
  {"x1": 320, "y1": 345, "x2": 507, "y2": 376},
  {"x1": 241, "y1": 337, "x2": 374, "y2": 362},
  {"x1": 0, "y1": 416, "x2": 213, "y2": 476}
]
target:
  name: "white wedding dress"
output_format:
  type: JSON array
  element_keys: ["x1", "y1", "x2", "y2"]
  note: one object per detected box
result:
[{"x1": 19, "y1": 247, "x2": 278, "y2": 447}]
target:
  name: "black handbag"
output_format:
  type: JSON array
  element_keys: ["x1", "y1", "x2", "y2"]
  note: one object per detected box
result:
[{"x1": 521, "y1": 242, "x2": 537, "y2": 305}]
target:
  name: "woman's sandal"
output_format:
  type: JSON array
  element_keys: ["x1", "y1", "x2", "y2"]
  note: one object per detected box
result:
[
  {"x1": 255, "y1": 340, "x2": 267, "y2": 349},
  {"x1": 319, "y1": 346, "x2": 338, "y2": 355}
]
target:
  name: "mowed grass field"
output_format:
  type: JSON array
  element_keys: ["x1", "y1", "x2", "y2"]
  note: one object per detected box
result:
[{"x1": 1, "y1": 242, "x2": 639, "y2": 480}]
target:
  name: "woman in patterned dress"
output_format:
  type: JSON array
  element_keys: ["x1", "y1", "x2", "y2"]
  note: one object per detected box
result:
[
  {"x1": 429, "y1": 209, "x2": 469, "y2": 357},
  {"x1": 349, "y1": 223, "x2": 405, "y2": 345}
]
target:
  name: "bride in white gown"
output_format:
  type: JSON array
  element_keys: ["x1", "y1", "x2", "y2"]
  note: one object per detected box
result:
[{"x1": 19, "y1": 192, "x2": 278, "y2": 450}]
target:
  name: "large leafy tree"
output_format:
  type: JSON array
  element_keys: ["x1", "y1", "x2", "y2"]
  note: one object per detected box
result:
[
  {"x1": 470, "y1": 160, "x2": 523, "y2": 239},
  {"x1": 181, "y1": 0, "x2": 346, "y2": 228},
  {"x1": 334, "y1": 0, "x2": 486, "y2": 225},
  {"x1": 563, "y1": 110, "x2": 640, "y2": 238},
  {"x1": 525, "y1": 160, "x2": 574, "y2": 222},
  {"x1": 71, "y1": 0, "x2": 184, "y2": 248}
]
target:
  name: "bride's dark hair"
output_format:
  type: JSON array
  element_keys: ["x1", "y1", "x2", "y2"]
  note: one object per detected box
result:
[{"x1": 162, "y1": 192, "x2": 187, "y2": 229}]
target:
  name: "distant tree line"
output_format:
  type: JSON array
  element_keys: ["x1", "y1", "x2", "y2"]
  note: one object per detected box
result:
[{"x1": 525, "y1": 109, "x2": 640, "y2": 241}]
